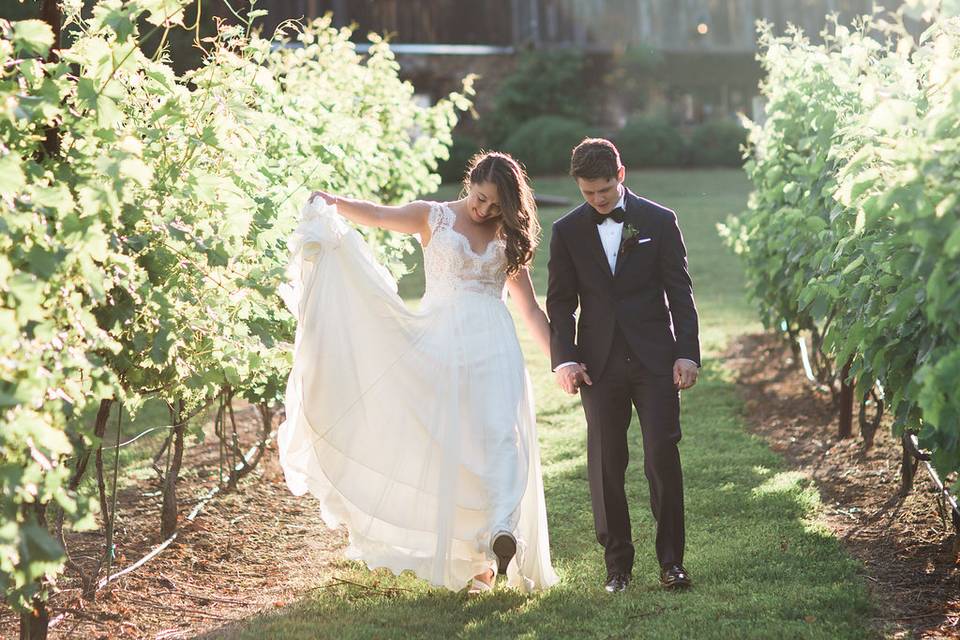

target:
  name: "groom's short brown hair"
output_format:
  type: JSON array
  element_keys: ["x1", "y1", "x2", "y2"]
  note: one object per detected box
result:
[{"x1": 570, "y1": 138, "x2": 622, "y2": 180}]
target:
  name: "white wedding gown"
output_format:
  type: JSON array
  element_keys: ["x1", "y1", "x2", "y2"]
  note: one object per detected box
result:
[{"x1": 278, "y1": 197, "x2": 559, "y2": 592}]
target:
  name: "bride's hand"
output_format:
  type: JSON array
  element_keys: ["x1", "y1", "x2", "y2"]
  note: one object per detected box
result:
[{"x1": 310, "y1": 190, "x2": 339, "y2": 206}]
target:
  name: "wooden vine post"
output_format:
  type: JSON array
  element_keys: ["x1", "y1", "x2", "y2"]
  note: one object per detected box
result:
[{"x1": 838, "y1": 359, "x2": 853, "y2": 439}]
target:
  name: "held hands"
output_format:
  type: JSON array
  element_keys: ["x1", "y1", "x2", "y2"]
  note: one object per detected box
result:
[
  {"x1": 673, "y1": 359, "x2": 699, "y2": 390},
  {"x1": 555, "y1": 363, "x2": 592, "y2": 395}
]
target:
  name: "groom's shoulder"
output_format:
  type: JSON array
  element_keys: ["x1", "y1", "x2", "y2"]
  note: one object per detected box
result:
[
  {"x1": 553, "y1": 202, "x2": 590, "y2": 229},
  {"x1": 630, "y1": 193, "x2": 675, "y2": 217},
  {"x1": 629, "y1": 193, "x2": 679, "y2": 223}
]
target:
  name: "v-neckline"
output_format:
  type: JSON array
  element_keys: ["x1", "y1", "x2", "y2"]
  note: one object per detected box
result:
[{"x1": 444, "y1": 202, "x2": 499, "y2": 257}]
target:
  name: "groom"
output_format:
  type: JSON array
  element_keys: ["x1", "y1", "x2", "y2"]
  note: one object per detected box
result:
[{"x1": 546, "y1": 138, "x2": 700, "y2": 593}]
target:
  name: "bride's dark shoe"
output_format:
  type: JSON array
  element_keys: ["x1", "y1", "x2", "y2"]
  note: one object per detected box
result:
[{"x1": 491, "y1": 531, "x2": 517, "y2": 575}]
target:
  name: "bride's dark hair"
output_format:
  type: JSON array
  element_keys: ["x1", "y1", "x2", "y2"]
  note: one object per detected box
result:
[{"x1": 463, "y1": 151, "x2": 540, "y2": 277}]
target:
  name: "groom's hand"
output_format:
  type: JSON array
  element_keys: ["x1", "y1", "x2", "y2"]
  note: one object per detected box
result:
[
  {"x1": 673, "y1": 359, "x2": 699, "y2": 390},
  {"x1": 555, "y1": 363, "x2": 592, "y2": 395}
]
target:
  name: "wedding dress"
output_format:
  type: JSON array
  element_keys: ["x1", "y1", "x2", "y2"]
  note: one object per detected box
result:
[{"x1": 278, "y1": 197, "x2": 559, "y2": 592}]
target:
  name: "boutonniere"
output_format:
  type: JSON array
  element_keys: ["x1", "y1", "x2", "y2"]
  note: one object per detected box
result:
[{"x1": 619, "y1": 220, "x2": 650, "y2": 256}]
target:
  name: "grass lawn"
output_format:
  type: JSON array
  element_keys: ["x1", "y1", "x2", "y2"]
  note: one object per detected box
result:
[{"x1": 205, "y1": 169, "x2": 876, "y2": 639}]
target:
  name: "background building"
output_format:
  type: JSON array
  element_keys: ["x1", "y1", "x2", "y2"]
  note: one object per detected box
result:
[{"x1": 257, "y1": 0, "x2": 898, "y2": 126}]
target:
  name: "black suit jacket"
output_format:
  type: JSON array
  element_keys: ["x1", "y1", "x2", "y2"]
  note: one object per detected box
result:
[{"x1": 546, "y1": 188, "x2": 700, "y2": 379}]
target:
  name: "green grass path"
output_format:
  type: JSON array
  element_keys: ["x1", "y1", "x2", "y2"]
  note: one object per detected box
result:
[{"x1": 210, "y1": 170, "x2": 874, "y2": 639}]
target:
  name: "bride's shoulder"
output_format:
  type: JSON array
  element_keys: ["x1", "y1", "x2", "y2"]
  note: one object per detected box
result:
[{"x1": 422, "y1": 200, "x2": 456, "y2": 230}]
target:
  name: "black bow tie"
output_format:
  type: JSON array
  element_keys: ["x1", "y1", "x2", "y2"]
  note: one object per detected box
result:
[{"x1": 593, "y1": 206, "x2": 625, "y2": 225}]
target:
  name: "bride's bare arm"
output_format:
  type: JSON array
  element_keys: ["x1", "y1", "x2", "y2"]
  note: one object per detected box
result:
[
  {"x1": 506, "y1": 267, "x2": 551, "y2": 359},
  {"x1": 310, "y1": 190, "x2": 431, "y2": 238}
]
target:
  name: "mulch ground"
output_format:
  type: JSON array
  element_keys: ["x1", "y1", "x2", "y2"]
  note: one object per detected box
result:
[
  {"x1": 0, "y1": 404, "x2": 347, "y2": 640},
  {"x1": 727, "y1": 333, "x2": 960, "y2": 639}
]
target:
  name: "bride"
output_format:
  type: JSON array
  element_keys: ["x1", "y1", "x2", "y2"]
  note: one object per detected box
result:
[{"x1": 278, "y1": 152, "x2": 561, "y2": 594}]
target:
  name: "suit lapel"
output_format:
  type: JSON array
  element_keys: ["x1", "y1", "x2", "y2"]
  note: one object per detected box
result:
[
  {"x1": 614, "y1": 190, "x2": 645, "y2": 278},
  {"x1": 578, "y1": 207, "x2": 614, "y2": 279}
]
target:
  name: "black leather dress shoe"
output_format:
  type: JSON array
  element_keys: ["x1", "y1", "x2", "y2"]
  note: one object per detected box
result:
[
  {"x1": 604, "y1": 573, "x2": 631, "y2": 593},
  {"x1": 660, "y1": 564, "x2": 692, "y2": 590}
]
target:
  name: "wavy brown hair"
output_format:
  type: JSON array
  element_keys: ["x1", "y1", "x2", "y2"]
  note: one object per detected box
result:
[
  {"x1": 570, "y1": 137, "x2": 622, "y2": 180},
  {"x1": 463, "y1": 151, "x2": 540, "y2": 276}
]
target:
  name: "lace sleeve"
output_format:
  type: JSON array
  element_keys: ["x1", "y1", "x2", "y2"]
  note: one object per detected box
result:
[{"x1": 427, "y1": 201, "x2": 453, "y2": 234}]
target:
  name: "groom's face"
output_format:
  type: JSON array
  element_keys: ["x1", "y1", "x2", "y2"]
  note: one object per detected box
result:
[{"x1": 575, "y1": 167, "x2": 625, "y2": 215}]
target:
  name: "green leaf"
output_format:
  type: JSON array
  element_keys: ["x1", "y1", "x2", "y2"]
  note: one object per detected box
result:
[
  {"x1": 140, "y1": 0, "x2": 189, "y2": 26},
  {"x1": 150, "y1": 329, "x2": 174, "y2": 365},
  {"x1": 20, "y1": 524, "x2": 65, "y2": 580},
  {"x1": 26, "y1": 245, "x2": 59, "y2": 280},
  {"x1": 842, "y1": 254, "x2": 865, "y2": 276},
  {"x1": 810, "y1": 294, "x2": 830, "y2": 321},
  {"x1": 804, "y1": 217, "x2": 827, "y2": 233},
  {"x1": 12, "y1": 20, "x2": 55, "y2": 57},
  {"x1": 224, "y1": 365, "x2": 241, "y2": 385},
  {"x1": 0, "y1": 154, "x2": 26, "y2": 195},
  {"x1": 84, "y1": 225, "x2": 110, "y2": 262},
  {"x1": 945, "y1": 225, "x2": 960, "y2": 258},
  {"x1": 120, "y1": 158, "x2": 153, "y2": 187},
  {"x1": 31, "y1": 183, "x2": 75, "y2": 212},
  {"x1": 77, "y1": 78, "x2": 98, "y2": 111},
  {"x1": 206, "y1": 241, "x2": 230, "y2": 268},
  {"x1": 9, "y1": 273, "x2": 45, "y2": 323},
  {"x1": 91, "y1": 1, "x2": 137, "y2": 42},
  {"x1": 96, "y1": 95, "x2": 123, "y2": 128}
]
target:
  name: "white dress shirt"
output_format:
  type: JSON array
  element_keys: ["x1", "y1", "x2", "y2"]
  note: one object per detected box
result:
[
  {"x1": 596, "y1": 189, "x2": 627, "y2": 274},
  {"x1": 554, "y1": 187, "x2": 697, "y2": 373}
]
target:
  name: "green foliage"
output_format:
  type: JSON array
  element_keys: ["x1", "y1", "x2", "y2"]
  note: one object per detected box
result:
[
  {"x1": 616, "y1": 115, "x2": 686, "y2": 167},
  {"x1": 10, "y1": 19, "x2": 54, "y2": 55},
  {"x1": 483, "y1": 50, "x2": 587, "y2": 146},
  {"x1": 437, "y1": 134, "x2": 482, "y2": 184},
  {"x1": 502, "y1": 115, "x2": 594, "y2": 177},
  {"x1": 602, "y1": 45, "x2": 663, "y2": 114},
  {"x1": 0, "y1": 4, "x2": 470, "y2": 616},
  {"x1": 722, "y1": 8, "x2": 960, "y2": 485},
  {"x1": 688, "y1": 120, "x2": 747, "y2": 167}
]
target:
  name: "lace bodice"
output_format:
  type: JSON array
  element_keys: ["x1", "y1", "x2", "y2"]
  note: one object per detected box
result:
[{"x1": 421, "y1": 202, "x2": 508, "y2": 301}]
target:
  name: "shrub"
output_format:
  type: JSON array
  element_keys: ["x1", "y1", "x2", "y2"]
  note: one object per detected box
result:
[
  {"x1": 688, "y1": 120, "x2": 747, "y2": 167},
  {"x1": 615, "y1": 115, "x2": 686, "y2": 167},
  {"x1": 502, "y1": 116, "x2": 593, "y2": 176},
  {"x1": 483, "y1": 50, "x2": 587, "y2": 146},
  {"x1": 722, "y1": 9, "x2": 960, "y2": 481}
]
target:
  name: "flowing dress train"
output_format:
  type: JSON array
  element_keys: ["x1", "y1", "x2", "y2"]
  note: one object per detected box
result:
[{"x1": 278, "y1": 198, "x2": 559, "y2": 592}]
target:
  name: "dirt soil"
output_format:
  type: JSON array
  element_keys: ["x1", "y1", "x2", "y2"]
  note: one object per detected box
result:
[
  {"x1": 0, "y1": 404, "x2": 347, "y2": 640},
  {"x1": 727, "y1": 333, "x2": 960, "y2": 639}
]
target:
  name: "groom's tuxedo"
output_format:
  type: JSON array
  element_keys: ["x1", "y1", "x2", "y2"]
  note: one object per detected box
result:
[
  {"x1": 547, "y1": 187, "x2": 700, "y2": 378},
  {"x1": 546, "y1": 186, "x2": 700, "y2": 577}
]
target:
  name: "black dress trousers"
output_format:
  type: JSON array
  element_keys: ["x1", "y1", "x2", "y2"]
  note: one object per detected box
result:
[{"x1": 579, "y1": 327, "x2": 685, "y2": 576}]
